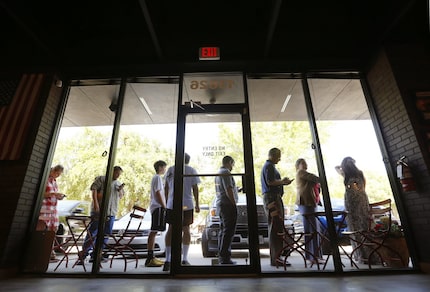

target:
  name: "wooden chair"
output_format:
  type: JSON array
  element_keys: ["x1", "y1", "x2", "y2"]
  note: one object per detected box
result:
[{"x1": 104, "y1": 205, "x2": 147, "y2": 272}]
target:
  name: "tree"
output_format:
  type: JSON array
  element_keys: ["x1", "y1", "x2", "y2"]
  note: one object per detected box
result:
[
  {"x1": 52, "y1": 119, "x2": 394, "y2": 219},
  {"x1": 53, "y1": 127, "x2": 174, "y2": 218},
  {"x1": 216, "y1": 121, "x2": 325, "y2": 211}
]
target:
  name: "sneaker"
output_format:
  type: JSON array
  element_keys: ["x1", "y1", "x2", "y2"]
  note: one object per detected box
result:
[
  {"x1": 181, "y1": 260, "x2": 191, "y2": 265},
  {"x1": 163, "y1": 261, "x2": 170, "y2": 271},
  {"x1": 145, "y1": 256, "x2": 164, "y2": 266},
  {"x1": 145, "y1": 258, "x2": 164, "y2": 267},
  {"x1": 153, "y1": 257, "x2": 164, "y2": 265}
]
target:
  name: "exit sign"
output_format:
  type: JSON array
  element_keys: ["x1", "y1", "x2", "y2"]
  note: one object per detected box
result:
[{"x1": 199, "y1": 47, "x2": 220, "y2": 60}]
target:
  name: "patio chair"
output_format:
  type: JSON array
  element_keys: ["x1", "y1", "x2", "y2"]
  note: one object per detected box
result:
[
  {"x1": 104, "y1": 205, "x2": 147, "y2": 272},
  {"x1": 345, "y1": 199, "x2": 406, "y2": 268},
  {"x1": 269, "y1": 202, "x2": 318, "y2": 270}
]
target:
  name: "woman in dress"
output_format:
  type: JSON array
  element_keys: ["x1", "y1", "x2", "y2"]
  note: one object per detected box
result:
[
  {"x1": 295, "y1": 158, "x2": 322, "y2": 265},
  {"x1": 38, "y1": 164, "x2": 66, "y2": 260},
  {"x1": 335, "y1": 157, "x2": 371, "y2": 263}
]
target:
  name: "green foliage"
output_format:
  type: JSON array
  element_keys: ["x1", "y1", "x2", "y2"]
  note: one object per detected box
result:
[
  {"x1": 54, "y1": 128, "x2": 112, "y2": 202},
  {"x1": 52, "y1": 120, "x2": 394, "y2": 220},
  {"x1": 114, "y1": 130, "x2": 174, "y2": 217},
  {"x1": 53, "y1": 127, "x2": 174, "y2": 218}
]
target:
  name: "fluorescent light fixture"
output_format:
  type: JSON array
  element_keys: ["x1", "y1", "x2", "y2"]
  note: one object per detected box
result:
[
  {"x1": 139, "y1": 97, "x2": 152, "y2": 115},
  {"x1": 281, "y1": 94, "x2": 292, "y2": 112}
]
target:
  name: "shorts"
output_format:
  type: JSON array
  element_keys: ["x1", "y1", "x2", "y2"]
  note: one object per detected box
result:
[
  {"x1": 150, "y1": 207, "x2": 166, "y2": 231},
  {"x1": 165, "y1": 209, "x2": 193, "y2": 226}
]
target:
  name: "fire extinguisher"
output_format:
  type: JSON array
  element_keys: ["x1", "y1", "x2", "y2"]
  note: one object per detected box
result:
[{"x1": 396, "y1": 156, "x2": 416, "y2": 192}]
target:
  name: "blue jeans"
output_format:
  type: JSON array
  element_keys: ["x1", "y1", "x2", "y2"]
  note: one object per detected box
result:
[
  {"x1": 298, "y1": 205, "x2": 321, "y2": 260},
  {"x1": 82, "y1": 213, "x2": 115, "y2": 258}
]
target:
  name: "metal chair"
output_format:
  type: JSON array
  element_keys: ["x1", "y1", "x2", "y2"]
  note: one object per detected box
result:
[
  {"x1": 345, "y1": 199, "x2": 406, "y2": 268},
  {"x1": 269, "y1": 202, "x2": 318, "y2": 270},
  {"x1": 104, "y1": 205, "x2": 147, "y2": 272},
  {"x1": 304, "y1": 210, "x2": 358, "y2": 270}
]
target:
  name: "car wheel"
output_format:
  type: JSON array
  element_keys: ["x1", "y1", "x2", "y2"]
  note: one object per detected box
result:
[
  {"x1": 201, "y1": 232, "x2": 216, "y2": 258},
  {"x1": 56, "y1": 223, "x2": 65, "y2": 235}
]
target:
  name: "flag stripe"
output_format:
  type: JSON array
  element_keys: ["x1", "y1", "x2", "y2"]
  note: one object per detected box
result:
[{"x1": 0, "y1": 74, "x2": 45, "y2": 160}]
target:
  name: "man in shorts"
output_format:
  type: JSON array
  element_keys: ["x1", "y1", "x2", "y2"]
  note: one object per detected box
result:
[
  {"x1": 163, "y1": 153, "x2": 200, "y2": 271},
  {"x1": 145, "y1": 160, "x2": 168, "y2": 267}
]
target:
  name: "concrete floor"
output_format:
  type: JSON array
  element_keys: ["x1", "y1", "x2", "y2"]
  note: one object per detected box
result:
[
  {"x1": 1, "y1": 273, "x2": 430, "y2": 292},
  {"x1": 12, "y1": 243, "x2": 425, "y2": 291},
  {"x1": 7, "y1": 245, "x2": 428, "y2": 291},
  {"x1": 45, "y1": 244, "x2": 412, "y2": 275}
]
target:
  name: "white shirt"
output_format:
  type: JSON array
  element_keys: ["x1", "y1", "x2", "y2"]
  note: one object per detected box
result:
[
  {"x1": 165, "y1": 165, "x2": 201, "y2": 210},
  {"x1": 149, "y1": 174, "x2": 165, "y2": 213}
]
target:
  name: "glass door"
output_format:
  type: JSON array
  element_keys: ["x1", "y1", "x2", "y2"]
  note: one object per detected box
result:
[
  {"x1": 306, "y1": 76, "x2": 411, "y2": 271},
  {"x1": 170, "y1": 72, "x2": 261, "y2": 274}
]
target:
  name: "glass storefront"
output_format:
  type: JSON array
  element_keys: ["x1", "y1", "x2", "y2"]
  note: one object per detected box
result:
[{"x1": 39, "y1": 72, "x2": 411, "y2": 276}]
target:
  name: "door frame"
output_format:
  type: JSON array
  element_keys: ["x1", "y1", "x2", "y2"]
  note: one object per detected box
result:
[{"x1": 170, "y1": 73, "x2": 261, "y2": 275}]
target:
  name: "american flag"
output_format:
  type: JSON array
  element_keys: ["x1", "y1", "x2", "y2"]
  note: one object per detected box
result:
[{"x1": 0, "y1": 73, "x2": 45, "y2": 160}]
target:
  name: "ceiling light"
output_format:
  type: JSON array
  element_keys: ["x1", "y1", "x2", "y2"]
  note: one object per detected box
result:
[
  {"x1": 139, "y1": 97, "x2": 152, "y2": 115},
  {"x1": 281, "y1": 94, "x2": 292, "y2": 112}
]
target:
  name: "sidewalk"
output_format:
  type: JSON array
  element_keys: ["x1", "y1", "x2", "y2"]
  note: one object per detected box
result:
[{"x1": 46, "y1": 243, "x2": 404, "y2": 275}]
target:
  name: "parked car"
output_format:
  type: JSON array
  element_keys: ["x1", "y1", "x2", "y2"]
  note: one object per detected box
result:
[
  {"x1": 316, "y1": 198, "x2": 348, "y2": 236},
  {"x1": 56, "y1": 199, "x2": 91, "y2": 236},
  {"x1": 285, "y1": 213, "x2": 304, "y2": 234},
  {"x1": 201, "y1": 194, "x2": 269, "y2": 257},
  {"x1": 106, "y1": 209, "x2": 166, "y2": 257},
  {"x1": 286, "y1": 198, "x2": 349, "y2": 254}
]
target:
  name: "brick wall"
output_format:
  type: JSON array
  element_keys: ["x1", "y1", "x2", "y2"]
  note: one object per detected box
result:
[
  {"x1": 0, "y1": 75, "x2": 63, "y2": 272},
  {"x1": 367, "y1": 48, "x2": 430, "y2": 268}
]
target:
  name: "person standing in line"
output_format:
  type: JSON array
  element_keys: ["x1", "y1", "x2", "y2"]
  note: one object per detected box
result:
[
  {"x1": 261, "y1": 148, "x2": 294, "y2": 266},
  {"x1": 163, "y1": 153, "x2": 201, "y2": 271},
  {"x1": 335, "y1": 156, "x2": 372, "y2": 264},
  {"x1": 295, "y1": 158, "x2": 323, "y2": 265},
  {"x1": 38, "y1": 164, "x2": 67, "y2": 261},
  {"x1": 215, "y1": 155, "x2": 238, "y2": 265},
  {"x1": 77, "y1": 166, "x2": 125, "y2": 264},
  {"x1": 145, "y1": 160, "x2": 168, "y2": 267}
]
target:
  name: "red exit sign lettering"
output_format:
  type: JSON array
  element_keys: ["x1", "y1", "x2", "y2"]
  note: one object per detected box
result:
[{"x1": 199, "y1": 47, "x2": 220, "y2": 60}]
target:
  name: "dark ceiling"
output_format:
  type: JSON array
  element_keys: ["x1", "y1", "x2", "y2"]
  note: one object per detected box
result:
[{"x1": 0, "y1": 0, "x2": 427, "y2": 74}]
